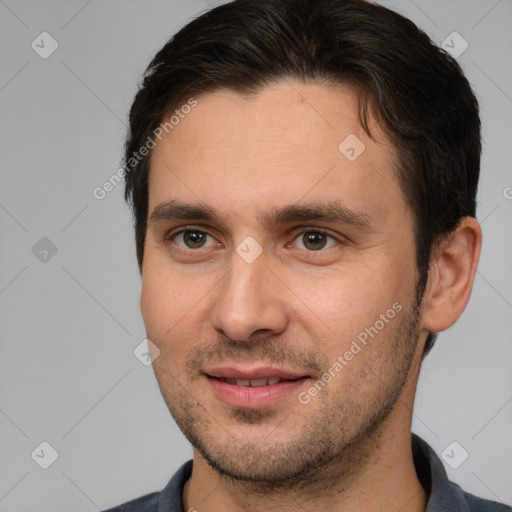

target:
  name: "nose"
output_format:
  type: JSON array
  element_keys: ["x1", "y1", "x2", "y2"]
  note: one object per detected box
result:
[{"x1": 210, "y1": 252, "x2": 289, "y2": 342}]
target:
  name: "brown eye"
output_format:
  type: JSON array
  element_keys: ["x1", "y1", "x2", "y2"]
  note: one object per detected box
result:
[
  {"x1": 291, "y1": 230, "x2": 339, "y2": 251},
  {"x1": 172, "y1": 230, "x2": 215, "y2": 249},
  {"x1": 302, "y1": 232, "x2": 328, "y2": 250},
  {"x1": 183, "y1": 231, "x2": 207, "y2": 248}
]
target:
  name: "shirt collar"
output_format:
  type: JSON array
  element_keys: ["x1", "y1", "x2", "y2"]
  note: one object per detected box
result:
[
  {"x1": 157, "y1": 435, "x2": 470, "y2": 511},
  {"x1": 412, "y1": 433, "x2": 470, "y2": 511}
]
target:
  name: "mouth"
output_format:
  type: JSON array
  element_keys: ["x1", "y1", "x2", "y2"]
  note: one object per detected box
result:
[
  {"x1": 212, "y1": 376, "x2": 301, "y2": 387},
  {"x1": 204, "y1": 366, "x2": 311, "y2": 409}
]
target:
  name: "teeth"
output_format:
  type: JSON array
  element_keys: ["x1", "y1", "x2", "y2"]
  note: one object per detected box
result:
[
  {"x1": 248, "y1": 378, "x2": 268, "y2": 387},
  {"x1": 221, "y1": 377, "x2": 283, "y2": 386}
]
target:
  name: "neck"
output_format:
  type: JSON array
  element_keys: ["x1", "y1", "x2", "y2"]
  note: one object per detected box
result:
[{"x1": 183, "y1": 357, "x2": 427, "y2": 512}]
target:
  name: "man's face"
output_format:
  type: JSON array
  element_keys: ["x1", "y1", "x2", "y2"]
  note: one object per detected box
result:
[{"x1": 141, "y1": 82, "x2": 425, "y2": 483}]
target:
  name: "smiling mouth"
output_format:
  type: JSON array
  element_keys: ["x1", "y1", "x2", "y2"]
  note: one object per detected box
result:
[
  {"x1": 202, "y1": 365, "x2": 313, "y2": 409},
  {"x1": 210, "y1": 376, "x2": 307, "y2": 387},
  {"x1": 204, "y1": 368, "x2": 312, "y2": 409}
]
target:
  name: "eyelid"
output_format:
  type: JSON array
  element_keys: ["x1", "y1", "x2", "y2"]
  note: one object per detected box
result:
[
  {"x1": 164, "y1": 225, "x2": 345, "y2": 249},
  {"x1": 289, "y1": 226, "x2": 342, "y2": 239},
  {"x1": 166, "y1": 226, "x2": 221, "y2": 249},
  {"x1": 288, "y1": 227, "x2": 343, "y2": 250}
]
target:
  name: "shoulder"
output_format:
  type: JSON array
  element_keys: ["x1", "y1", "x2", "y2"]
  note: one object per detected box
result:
[
  {"x1": 432, "y1": 479, "x2": 512, "y2": 512},
  {"x1": 462, "y1": 488, "x2": 512, "y2": 512},
  {"x1": 411, "y1": 435, "x2": 511, "y2": 512},
  {"x1": 101, "y1": 491, "x2": 160, "y2": 512},
  {"x1": 100, "y1": 460, "x2": 193, "y2": 512}
]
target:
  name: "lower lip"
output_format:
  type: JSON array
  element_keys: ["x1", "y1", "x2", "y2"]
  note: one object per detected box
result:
[{"x1": 207, "y1": 376, "x2": 310, "y2": 409}]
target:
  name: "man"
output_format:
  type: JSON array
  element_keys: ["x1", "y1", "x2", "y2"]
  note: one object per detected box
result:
[{"x1": 105, "y1": 0, "x2": 511, "y2": 510}]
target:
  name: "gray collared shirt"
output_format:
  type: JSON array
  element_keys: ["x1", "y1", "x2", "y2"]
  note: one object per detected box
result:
[{"x1": 103, "y1": 434, "x2": 512, "y2": 511}]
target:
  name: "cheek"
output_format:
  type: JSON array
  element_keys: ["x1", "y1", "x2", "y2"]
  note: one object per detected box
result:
[
  {"x1": 140, "y1": 278, "x2": 192, "y2": 374},
  {"x1": 140, "y1": 279, "x2": 162, "y2": 332},
  {"x1": 141, "y1": 282, "x2": 190, "y2": 335},
  {"x1": 297, "y1": 261, "x2": 412, "y2": 362},
  {"x1": 140, "y1": 258, "x2": 187, "y2": 339},
  {"x1": 294, "y1": 264, "x2": 391, "y2": 324},
  {"x1": 140, "y1": 255, "x2": 217, "y2": 355}
]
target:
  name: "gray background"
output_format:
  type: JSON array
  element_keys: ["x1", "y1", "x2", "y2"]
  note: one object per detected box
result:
[{"x1": 0, "y1": 0, "x2": 511, "y2": 510}]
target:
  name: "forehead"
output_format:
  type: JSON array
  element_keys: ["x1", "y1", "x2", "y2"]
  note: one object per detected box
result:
[{"x1": 147, "y1": 81, "x2": 408, "y2": 227}]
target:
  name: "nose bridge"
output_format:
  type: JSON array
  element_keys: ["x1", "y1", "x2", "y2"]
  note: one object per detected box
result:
[{"x1": 211, "y1": 250, "x2": 288, "y2": 341}]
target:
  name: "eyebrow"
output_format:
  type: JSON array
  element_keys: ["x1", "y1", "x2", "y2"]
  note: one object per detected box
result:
[{"x1": 148, "y1": 200, "x2": 376, "y2": 232}]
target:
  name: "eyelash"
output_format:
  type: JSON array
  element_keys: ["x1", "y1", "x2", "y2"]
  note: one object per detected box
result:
[{"x1": 165, "y1": 226, "x2": 342, "y2": 252}]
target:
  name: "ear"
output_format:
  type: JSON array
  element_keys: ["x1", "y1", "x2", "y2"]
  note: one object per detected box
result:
[{"x1": 421, "y1": 217, "x2": 482, "y2": 333}]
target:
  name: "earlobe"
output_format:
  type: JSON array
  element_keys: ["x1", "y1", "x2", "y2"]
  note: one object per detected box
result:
[{"x1": 421, "y1": 217, "x2": 482, "y2": 333}]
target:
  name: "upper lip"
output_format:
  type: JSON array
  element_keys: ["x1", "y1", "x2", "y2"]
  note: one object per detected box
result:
[{"x1": 204, "y1": 366, "x2": 310, "y2": 380}]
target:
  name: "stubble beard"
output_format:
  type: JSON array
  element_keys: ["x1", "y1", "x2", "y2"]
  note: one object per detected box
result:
[{"x1": 152, "y1": 292, "x2": 422, "y2": 492}]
